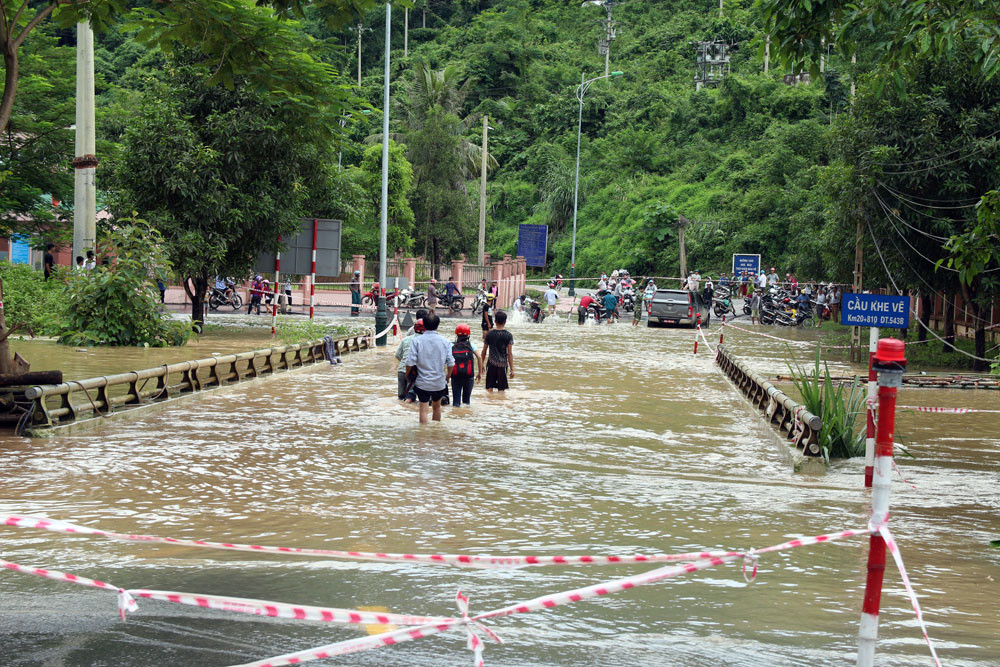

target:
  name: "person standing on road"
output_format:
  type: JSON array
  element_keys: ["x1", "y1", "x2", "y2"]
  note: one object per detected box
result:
[
  {"x1": 350, "y1": 270, "x2": 362, "y2": 316},
  {"x1": 247, "y1": 275, "x2": 264, "y2": 314},
  {"x1": 702, "y1": 279, "x2": 714, "y2": 310},
  {"x1": 544, "y1": 284, "x2": 559, "y2": 315},
  {"x1": 395, "y1": 321, "x2": 420, "y2": 401},
  {"x1": 632, "y1": 288, "x2": 646, "y2": 327},
  {"x1": 757, "y1": 270, "x2": 767, "y2": 292},
  {"x1": 283, "y1": 276, "x2": 293, "y2": 308},
  {"x1": 450, "y1": 324, "x2": 482, "y2": 407},
  {"x1": 43, "y1": 243, "x2": 55, "y2": 280},
  {"x1": 426, "y1": 279, "x2": 439, "y2": 313},
  {"x1": 829, "y1": 287, "x2": 842, "y2": 322},
  {"x1": 750, "y1": 290, "x2": 762, "y2": 325},
  {"x1": 601, "y1": 289, "x2": 619, "y2": 323},
  {"x1": 406, "y1": 313, "x2": 454, "y2": 423},
  {"x1": 483, "y1": 310, "x2": 514, "y2": 393},
  {"x1": 768, "y1": 268, "x2": 779, "y2": 288}
]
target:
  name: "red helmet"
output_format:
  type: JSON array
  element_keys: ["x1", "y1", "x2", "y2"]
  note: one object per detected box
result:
[
  {"x1": 414, "y1": 319, "x2": 425, "y2": 333},
  {"x1": 455, "y1": 323, "x2": 471, "y2": 336}
]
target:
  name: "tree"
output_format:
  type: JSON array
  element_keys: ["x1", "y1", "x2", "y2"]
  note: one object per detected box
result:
[
  {"x1": 1, "y1": 0, "x2": 382, "y2": 137},
  {"x1": 0, "y1": 22, "x2": 73, "y2": 241},
  {"x1": 406, "y1": 107, "x2": 473, "y2": 268},
  {"x1": 358, "y1": 141, "x2": 416, "y2": 255},
  {"x1": 759, "y1": 0, "x2": 1000, "y2": 84},
  {"x1": 109, "y1": 62, "x2": 333, "y2": 326}
]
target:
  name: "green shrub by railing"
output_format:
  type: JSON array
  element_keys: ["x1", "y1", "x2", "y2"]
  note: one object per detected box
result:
[{"x1": 787, "y1": 348, "x2": 866, "y2": 460}]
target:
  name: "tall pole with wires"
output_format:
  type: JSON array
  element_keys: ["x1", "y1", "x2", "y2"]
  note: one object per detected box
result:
[{"x1": 375, "y1": 3, "x2": 391, "y2": 347}]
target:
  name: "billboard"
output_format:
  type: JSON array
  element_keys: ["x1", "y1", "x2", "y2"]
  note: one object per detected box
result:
[
  {"x1": 254, "y1": 218, "x2": 342, "y2": 277},
  {"x1": 517, "y1": 224, "x2": 548, "y2": 267},
  {"x1": 840, "y1": 293, "x2": 911, "y2": 329},
  {"x1": 732, "y1": 253, "x2": 760, "y2": 277}
]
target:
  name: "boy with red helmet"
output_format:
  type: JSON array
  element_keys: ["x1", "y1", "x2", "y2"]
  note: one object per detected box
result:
[{"x1": 450, "y1": 323, "x2": 483, "y2": 406}]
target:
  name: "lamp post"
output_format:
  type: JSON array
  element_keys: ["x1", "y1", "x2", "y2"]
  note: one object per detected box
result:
[
  {"x1": 375, "y1": 2, "x2": 392, "y2": 346},
  {"x1": 569, "y1": 70, "x2": 623, "y2": 297}
]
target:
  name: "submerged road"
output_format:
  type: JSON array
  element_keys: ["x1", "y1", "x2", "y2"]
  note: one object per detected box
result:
[{"x1": 0, "y1": 316, "x2": 998, "y2": 665}]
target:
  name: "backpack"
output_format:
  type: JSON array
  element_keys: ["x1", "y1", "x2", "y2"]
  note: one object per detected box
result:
[{"x1": 452, "y1": 340, "x2": 475, "y2": 377}]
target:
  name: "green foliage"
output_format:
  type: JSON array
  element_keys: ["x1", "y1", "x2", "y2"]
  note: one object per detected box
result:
[
  {"x1": 275, "y1": 317, "x2": 362, "y2": 344},
  {"x1": 359, "y1": 141, "x2": 417, "y2": 253},
  {"x1": 0, "y1": 262, "x2": 67, "y2": 337},
  {"x1": 60, "y1": 223, "x2": 192, "y2": 347},
  {"x1": 787, "y1": 348, "x2": 866, "y2": 460}
]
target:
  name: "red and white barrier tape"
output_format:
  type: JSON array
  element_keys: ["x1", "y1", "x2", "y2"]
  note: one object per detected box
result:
[
  {"x1": 896, "y1": 405, "x2": 1000, "y2": 414},
  {"x1": 232, "y1": 526, "x2": 874, "y2": 667},
  {"x1": 371, "y1": 316, "x2": 399, "y2": 341},
  {"x1": 872, "y1": 522, "x2": 942, "y2": 667},
  {"x1": 723, "y1": 322, "x2": 814, "y2": 347},
  {"x1": 1, "y1": 514, "x2": 761, "y2": 568},
  {"x1": 697, "y1": 324, "x2": 716, "y2": 355},
  {"x1": 1, "y1": 559, "x2": 137, "y2": 620},
  {"x1": 1, "y1": 519, "x2": 938, "y2": 667}
]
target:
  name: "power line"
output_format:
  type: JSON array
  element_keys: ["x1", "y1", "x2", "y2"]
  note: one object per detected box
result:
[
  {"x1": 871, "y1": 188, "x2": 952, "y2": 242},
  {"x1": 877, "y1": 180, "x2": 980, "y2": 209},
  {"x1": 868, "y1": 127, "x2": 1000, "y2": 168}
]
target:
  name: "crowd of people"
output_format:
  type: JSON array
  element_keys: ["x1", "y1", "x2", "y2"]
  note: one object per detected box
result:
[
  {"x1": 394, "y1": 306, "x2": 515, "y2": 423},
  {"x1": 580, "y1": 269, "x2": 657, "y2": 325}
]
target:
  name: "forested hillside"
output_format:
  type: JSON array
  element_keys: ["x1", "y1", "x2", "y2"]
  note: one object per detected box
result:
[{"x1": 333, "y1": 0, "x2": 848, "y2": 280}]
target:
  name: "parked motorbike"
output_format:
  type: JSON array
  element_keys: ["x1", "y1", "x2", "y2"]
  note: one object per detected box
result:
[
  {"x1": 362, "y1": 283, "x2": 400, "y2": 307},
  {"x1": 394, "y1": 288, "x2": 426, "y2": 309},
  {"x1": 713, "y1": 295, "x2": 736, "y2": 318},
  {"x1": 471, "y1": 289, "x2": 492, "y2": 315},
  {"x1": 209, "y1": 284, "x2": 243, "y2": 311}
]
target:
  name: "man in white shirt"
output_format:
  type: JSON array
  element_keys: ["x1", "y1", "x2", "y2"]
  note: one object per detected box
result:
[
  {"x1": 757, "y1": 271, "x2": 768, "y2": 291},
  {"x1": 544, "y1": 285, "x2": 559, "y2": 315}
]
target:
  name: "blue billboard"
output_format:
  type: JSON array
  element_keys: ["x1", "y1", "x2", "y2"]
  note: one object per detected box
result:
[
  {"x1": 10, "y1": 235, "x2": 31, "y2": 265},
  {"x1": 732, "y1": 253, "x2": 760, "y2": 277},
  {"x1": 841, "y1": 293, "x2": 910, "y2": 329},
  {"x1": 517, "y1": 224, "x2": 548, "y2": 267}
]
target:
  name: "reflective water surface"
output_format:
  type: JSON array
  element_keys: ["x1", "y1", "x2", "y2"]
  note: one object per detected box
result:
[{"x1": 1, "y1": 316, "x2": 998, "y2": 666}]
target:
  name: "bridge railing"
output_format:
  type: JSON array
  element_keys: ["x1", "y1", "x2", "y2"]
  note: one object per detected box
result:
[
  {"x1": 715, "y1": 344, "x2": 823, "y2": 456},
  {"x1": 24, "y1": 332, "x2": 372, "y2": 430}
]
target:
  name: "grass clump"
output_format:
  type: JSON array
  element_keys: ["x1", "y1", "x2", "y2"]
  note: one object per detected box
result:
[{"x1": 787, "y1": 348, "x2": 866, "y2": 460}]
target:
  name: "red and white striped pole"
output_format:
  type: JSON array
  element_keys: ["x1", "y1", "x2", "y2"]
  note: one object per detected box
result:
[
  {"x1": 858, "y1": 338, "x2": 905, "y2": 666},
  {"x1": 864, "y1": 326, "x2": 879, "y2": 487},
  {"x1": 271, "y1": 235, "x2": 281, "y2": 335},
  {"x1": 718, "y1": 314, "x2": 726, "y2": 345},
  {"x1": 309, "y1": 219, "x2": 317, "y2": 321},
  {"x1": 693, "y1": 313, "x2": 701, "y2": 355}
]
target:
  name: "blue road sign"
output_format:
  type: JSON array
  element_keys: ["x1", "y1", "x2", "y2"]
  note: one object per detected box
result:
[
  {"x1": 517, "y1": 224, "x2": 548, "y2": 267},
  {"x1": 732, "y1": 253, "x2": 760, "y2": 277},
  {"x1": 10, "y1": 235, "x2": 31, "y2": 265},
  {"x1": 840, "y1": 293, "x2": 910, "y2": 329}
]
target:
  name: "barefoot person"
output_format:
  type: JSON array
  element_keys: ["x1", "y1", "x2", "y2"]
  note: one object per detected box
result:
[
  {"x1": 406, "y1": 313, "x2": 454, "y2": 423},
  {"x1": 483, "y1": 310, "x2": 514, "y2": 393}
]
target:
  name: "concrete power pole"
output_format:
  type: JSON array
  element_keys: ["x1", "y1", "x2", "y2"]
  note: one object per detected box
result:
[
  {"x1": 764, "y1": 34, "x2": 770, "y2": 73},
  {"x1": 677, "y1": 214, "x2": 689, "y2": 286},
  {"x1": 73, "y1": 21, "x2": 97, "y2": 262},
  {"x1": 478, "y1": 115, "x2": 489, "y2": 265},
  {"x1": 404, "y1": 8, "x2": 409, "y2": 57},
  {"x1": 356, "y1": 23, "x2": 363, "y2": 86}
]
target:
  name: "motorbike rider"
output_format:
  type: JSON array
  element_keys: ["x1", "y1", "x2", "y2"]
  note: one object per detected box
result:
[
  {"x1": 600, "y1": 289, "x2": 619, "y2": 324},
  {"x1": 702, "y1": 279, "x2": 714, "y2": 308},
  {"x1": 444, "y1": 276, "x2": 460, "y2": 304},
  {"x1": 247, "y1": 275, "x2": 264, "y2": 315}
]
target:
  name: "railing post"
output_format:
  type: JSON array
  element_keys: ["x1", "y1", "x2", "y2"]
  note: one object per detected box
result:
[{"x1": 858, "y1": 338, "x2": 905, "y2": 666}]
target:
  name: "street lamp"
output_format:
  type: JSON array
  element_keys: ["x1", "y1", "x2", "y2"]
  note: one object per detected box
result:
[
  {"x1": 375, "y1": 3, "x2": 391, "y2": 346},
  {"x1": 569, "y1": 70, "x2": 623, "y2": 297}
]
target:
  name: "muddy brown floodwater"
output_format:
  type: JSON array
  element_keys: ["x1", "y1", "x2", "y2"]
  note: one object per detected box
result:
[{"x1": 0, "y1": 315, "x2": 997, "y2": 666}]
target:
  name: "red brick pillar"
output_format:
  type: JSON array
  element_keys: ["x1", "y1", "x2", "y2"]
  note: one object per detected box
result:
[
  {"x1": 352, "y1": 254, "x2": 366, "y2": 289},
  {"x1": 451, "y1": 258, "x2": 465, "y2": 293},
  {"x1": 403, "y1": 257, "x2": 416, "y2": 290},
  {"x1": 515, "y1": 256, "x2": 525, "y2": 300},
  {"x1": 502, "y1": 254, "x2": 513, "y2": 308},
  {"x1": 491, "y1": 261, "x2": 503, "y2": 308}
]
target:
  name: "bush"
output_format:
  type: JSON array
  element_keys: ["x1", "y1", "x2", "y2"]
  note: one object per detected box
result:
[
  {"x1": 0, "y1": 261, "x2": 67, "y2": 336},
  {"x1": 788, "y1": 348, "x2": 866, "y2": 460},
  {"x1": 60, "y1": 222, "x2": 192, "y2": 347}
]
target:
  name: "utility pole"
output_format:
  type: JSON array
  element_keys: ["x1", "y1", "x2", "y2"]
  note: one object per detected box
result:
[
  {"x1": 850, "y1": 52, "x2": 857, "y2": 101},
  {"x1": 376, "y1": 4, "x2": 391, "y2": 347},
  {"x1": 764, "y1": 34, "x2": 770, "y2": 73},
  {"x1": 851, "y1": 218, "x2": 864, "y2": 362},
  {"x1": 478, "y1": 115, "x2": 489, "y2": 265},
  {"x1": 351, "y1": 23, "x2": 371, "y2": 86},
  {"x1": 719, "y1": 0, "x2": 724, "y2": 18},
  {"x1": 677, "y1": 214, "x2": 689, "y2": 285},
  {"x1": 72, "y1": 20, "x2": 97, "y2": 263},
  {"x1": 583, "y1": 1, "x2": 619, "y2": 77},
  {"x1": 404, "y1": 8, "x2": 409, "y2": 56}
]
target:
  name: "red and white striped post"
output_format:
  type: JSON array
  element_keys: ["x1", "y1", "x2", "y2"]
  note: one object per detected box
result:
[
  {"x1": 857, "y1": 338, "x2": 905, "y2": 666},
  {"x1": 271, "y1": 235, "x2": 281, "y2": 335},
  {"x1": 693, "y1": 313, "x2": 701, "y2": 355},
  {"x1": 309, "y1": 219, "x2": 317, "y2": 321},
  {"x1": 718, "y1": 314, "x2": 726, "y2": 345},
  {"x1": 864, "y1": 327, "x2": 879, "y2": 487}
]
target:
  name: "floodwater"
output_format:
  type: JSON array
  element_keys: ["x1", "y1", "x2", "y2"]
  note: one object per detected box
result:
[{"x1": 1, "y1": 314, "x2": 998, "y2": 666}]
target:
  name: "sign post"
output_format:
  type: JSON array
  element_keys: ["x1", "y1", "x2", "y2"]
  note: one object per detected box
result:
[
  {"x1": 840, "y1": 293, "x2": 910, "y2": 488},
  {"x1": 517, "y1": 224, "x2": 548, "y2": 268},
  {"x1": 731, "y1": 253, "x2": 760, "y2": 279}
]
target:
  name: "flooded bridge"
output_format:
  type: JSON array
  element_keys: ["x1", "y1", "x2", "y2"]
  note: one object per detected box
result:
[{"x1": 0, "y1": 317, "x2": 997, "y2": 665}]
